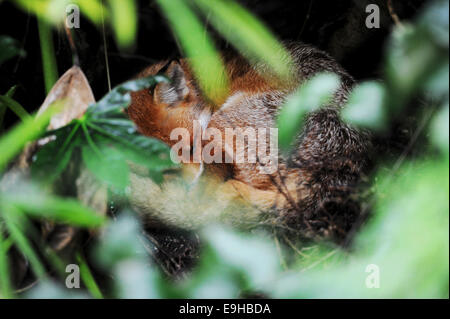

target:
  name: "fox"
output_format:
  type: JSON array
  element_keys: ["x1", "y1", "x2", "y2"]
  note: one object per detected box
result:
[{"x1": 126, "y1": 42, "x2": 369, "y2": 240}]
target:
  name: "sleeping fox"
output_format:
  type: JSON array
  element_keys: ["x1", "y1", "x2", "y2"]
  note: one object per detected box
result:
[{"x1": 126, "y1": 42, "x2": 369, "y2": 239}]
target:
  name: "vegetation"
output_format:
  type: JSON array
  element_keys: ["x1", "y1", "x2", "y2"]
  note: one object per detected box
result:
[{"x1": 0, "y1": 0, "x2": 448, "y2": 298}]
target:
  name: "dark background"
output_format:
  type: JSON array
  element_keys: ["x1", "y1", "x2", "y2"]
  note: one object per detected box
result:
[{"x1": 0, "y1": 0, "x2": 427, "y2": 130}]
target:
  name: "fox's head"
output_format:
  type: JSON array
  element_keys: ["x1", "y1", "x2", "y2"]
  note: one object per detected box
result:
[{"x1": 128, "y1": 60, "x2": 210, "y2": 146}]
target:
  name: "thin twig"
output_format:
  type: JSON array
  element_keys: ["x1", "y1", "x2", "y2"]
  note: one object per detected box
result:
[
  {"x1": 64, "y1": 24, "x2": 80, "y2": 66},
  {"x1": 387, "y1": 0, "x2": 403, "y2": 28},
  {"x1": 101, "y1": 1, "x2": 112, "y2": 92}
]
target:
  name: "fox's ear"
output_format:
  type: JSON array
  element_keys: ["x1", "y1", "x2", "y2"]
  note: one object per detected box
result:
[{"x1": 154, "y1": 61, "x2": 189, "y2": 105}]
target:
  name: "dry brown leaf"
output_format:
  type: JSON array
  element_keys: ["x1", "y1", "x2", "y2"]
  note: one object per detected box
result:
[{"x1": 37, "y1": 65, "x2": 95, "y2": 130}]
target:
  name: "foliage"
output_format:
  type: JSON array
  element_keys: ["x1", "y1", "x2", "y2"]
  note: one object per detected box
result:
[
  {"x1": 31, "y1": 75, "x2": 177, "y2": 188},
  {"x1": 0, "y1": 0, "x2": 448, "y2": 299}
]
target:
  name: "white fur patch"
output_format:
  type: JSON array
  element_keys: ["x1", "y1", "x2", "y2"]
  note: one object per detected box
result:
[
  {"x1": 219, "y1": 91, "x2": 246, "y2": 111},
  {"x1": 198, "y1": 108, "x2": 212, "y2": 130}
]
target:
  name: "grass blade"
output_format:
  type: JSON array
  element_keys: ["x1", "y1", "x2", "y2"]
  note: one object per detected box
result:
[
  {"x1": 76, "y1": 252, "x2": 104, "y2": 299},
  {"x1": 0, "y1": 227, "x2": 13, "y2": 299},
  {"x1": 156, "y1": 0, "x2": 229, "y2": 105},
  {"x1": 6, "y1": 193, "x2": 106, "y2": 228},
  {"x1": 2, "y1": 205, "x2": 46, "y2": 279},
  {"x1": 0, "y1": 104, "x2": 58, "y2": 172},
  {"x1": 0, "y1": 86, "x2": 18, "y2": 131},
  {"x1": 192, "y1": 0, "x2": 293, "y2": 80},
  {"x1": 0, "y1": 95, "x2": 30, "y2": 122},
  {"x1": 37, "y1": 17, "x2": 58, "y2": 94}
]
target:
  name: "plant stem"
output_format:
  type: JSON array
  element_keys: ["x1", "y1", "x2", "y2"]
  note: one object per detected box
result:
[{"x1": 37, "y1": 18, "x2": 58, "y2": 94}]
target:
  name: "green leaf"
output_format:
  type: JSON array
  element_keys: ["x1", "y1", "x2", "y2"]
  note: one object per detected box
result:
[
  {"x1": 430, "y1": 102, "x2": 449, "y2": 156},
  {"x1": 0, "y1": 86, "x2": 19, "y2": 131},
  {"x1": 0, "y1": 95, "x2": 30, "y2": 121},
  {"x1": 385, "y1": 23, "x2": 445, "y2": 110},
  {"x1": 192, "y1": 0, "x2": 293, "y2": 81},
  {"x1": 37, "y1": 18, "x2": 58, "y2": 94},
  {"x1": 0, "y1": 104, "x2": 58, "y2": 172},
  {"x1": 156, "y1": 0, "x2": 229, "y2": 104},
  {"x1": 14, "y1": 0, "x2": 106, "y2": 28},
  {"x1": 277, "y1": 73, "x2": 340, "y2": 151},
  {"x1": 1, "y1": 205, "x2": 47, "y2": 279},
  {"x1": 31, "y1": 123, "x2": 80, "y2": 183},
  {"x1": 89, "y1": 122, "x2": 175, "y2": 170},
  {"x1": 0, "y1": 226, "x2": 13, "y2": 298},
  {"x1": 88, "y1": 75, "x2": 168, "y2": 116},
  {"x1": 342, "y1": 81, "x2": 387, "y2": 131},
  {"x1": 3, "y1": 186, "x2": 105, "y2": 227},
  {"x1": 108, "y1": 0, "x2": 137, "y2": 49},
  {"x1": 81, "y1": 143, "x2": 130, "y2": 190},
  {"x1": 0, "y1": 35, "x2": 25, "y2": 66}
]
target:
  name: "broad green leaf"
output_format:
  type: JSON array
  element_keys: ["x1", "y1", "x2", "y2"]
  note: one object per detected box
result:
[
  {"x1": 88, "y1": 75, "x2": 168, "y2": 116},
  {"x1": 81, "y1": 143, "x2": 129, "y2": 190},
  {"x1": 419, "y1": 0, "x2": 449, "y2": 49},
  {"x1": 385, "y1": 24, "x2": 444, "y2": 110},
  {"x1": 185, "y1": 245, "x2": 239, "y2": 298},
  {"x1": 201, "y1": 226, "x2": 280, "y2": 290},
  {"x1": 89, "y1": 122, "x2": 175, "y2": 170},
  {"x1": 14, "y1": 0, "x2": 71, "y2": 24},
  {"x1": 277, "y1": 73, "x2": 340, "y2": 151},
  {"x1": 342, "y1": 81, "x2": 387, "y2": 131},
  {"x1": 30, "y1": 76, "x2": 175, "y2": 186},
  {"x1": 76, "y1": 0, "x2": 107, "y2": 25},
  {"x1": 31, "y1": 122, "x2": 80, "y2": 183},
  {"x1": 92, "y1": 213, "x2": 147, "y2": 268}
]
